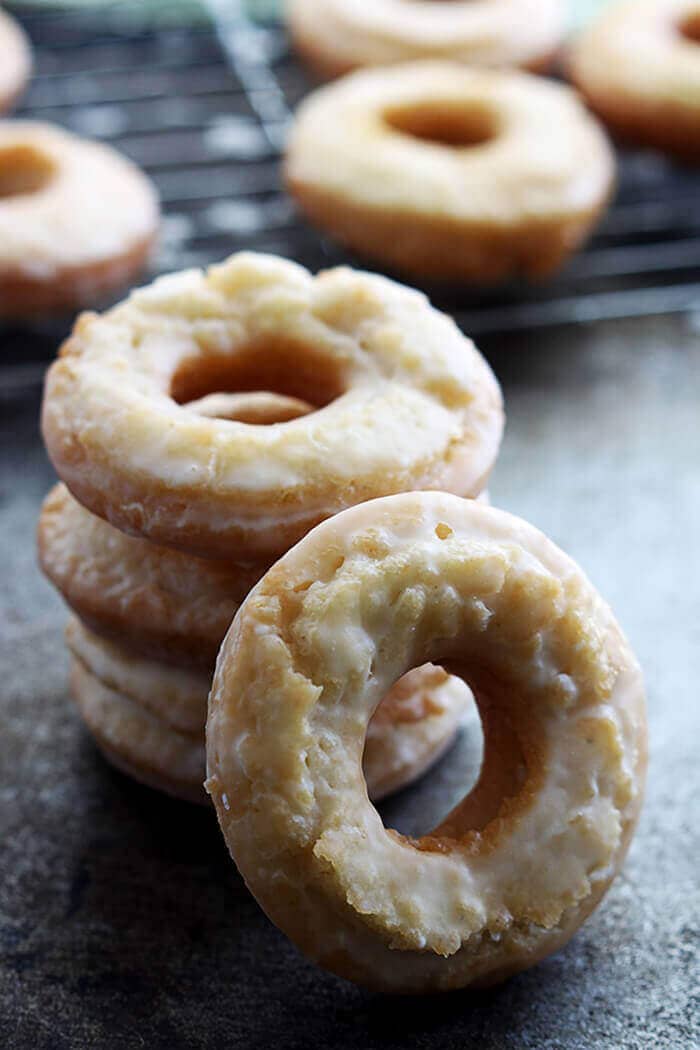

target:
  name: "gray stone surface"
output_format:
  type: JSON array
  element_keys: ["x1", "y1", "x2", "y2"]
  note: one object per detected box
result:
[{"x1": 1, "y1": 315, "x2": 698, "y2": 1049}]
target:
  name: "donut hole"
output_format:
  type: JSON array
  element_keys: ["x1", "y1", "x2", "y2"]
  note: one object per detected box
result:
[
  {"x1": 680, "y1": 11, "x2": 700, "y2": 43},
  {"x1": 372, "y1": 666, "x2": 485, "y2": 840},
  {"x1": 184, "y1": 391, "x2": 314, "y2": 425},
  {"x1": 170, "y1": 337, "x2": 347, "y2": 418},
  {"x1": 0, "y1": 145, "x2": 55, "y2": 198},
  {"x1": 372, "y1": 657, "x2": 543, "y2": 847},
  {"x1": 383, "y1": 101, "x2": 497, "y2": 149}
]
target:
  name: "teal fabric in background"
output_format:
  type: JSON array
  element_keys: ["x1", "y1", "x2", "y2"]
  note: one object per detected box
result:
[
  {"x1": 244, "y1": 0, "x2": 614, "y2": 25},
  {"x1": 11, "y1": 0, "x2": 614, "y2": 28},
  {"x1": 569, "y1": 0, "x2": 614, "y2": 26}
]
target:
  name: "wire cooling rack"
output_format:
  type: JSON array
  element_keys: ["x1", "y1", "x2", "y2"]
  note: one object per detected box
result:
[{"x1": 3, "y1": 0, "x2": 700, "y2": 393}]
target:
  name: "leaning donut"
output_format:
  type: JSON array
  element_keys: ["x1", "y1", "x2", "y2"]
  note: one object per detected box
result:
[
  {"x1": 570, "y1": 0, "x2": 700, "y2": 161},
  {"x1": 0, "y1": 9, "x2": 30, "y2": 113},
  {"x1": 38, "y1": 483, "x2": 488, "y2": 673},
  {"x1": 206, "y1": 492, "x2": 647, "y2": 993},
  {"x1": 42, "y1": 252, "x2": 503, "y2": 561},
  {"x1": 0, "y1": 121, "x2": 158, "y2": 316},
  {"x1": 286, "y1": 0, "x2": 566, "y2": 79},
  {"x1": 68, "y1": 617, "x2": 473, "y2": 806},
  {"x1": 285, "y1": 63, "x2": 615, "y2": 283}
]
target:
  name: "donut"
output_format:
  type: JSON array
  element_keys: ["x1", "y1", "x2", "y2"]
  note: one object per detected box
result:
[
  {"x1": 68, "y1": 617, "x2": 474, "y2": 806},
  {"x1": 569, "y1": 0, "x2": 700, "y2": 161},
  {"x1": 206, "y1": 492, "x2": 647, "y2": 993},
  {"x1": 286, "y1": 0, "x2": 566, "y2": 79},
  {"x1": 42, "y1": 252, "x2": 503, "y2": 560},
  {"x1": 0, "y1": 9, "x2": 30, "y2": 113},
  {"x1": 0, "y1": 121, "x2": 159, "y2": 317},
  {"x1": 285, "y1": 63, "x2": 616, "y2": 284},
  {"x1": 66, "y1": 616, "x2": 211, "y2": 735},
  {"x1": 70, "y1": 656, "x2": 206, "y2": 805},
  {"x1": 38, "y1": 483, "x2": 263, "y2": 671}
]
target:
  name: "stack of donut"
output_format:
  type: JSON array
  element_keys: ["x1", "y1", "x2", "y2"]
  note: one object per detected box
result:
[
  {"x1": 31, "y1": 0, "x2": 656, "y2": 993},
  {"x1": 38, "y1": 253, "x2": 648, "y2": 993},
  {"x1": 39, "y1": 251, "x2": 504, "y2": 806}
]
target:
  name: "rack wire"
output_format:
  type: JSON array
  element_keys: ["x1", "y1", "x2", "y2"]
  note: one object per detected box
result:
[{"x1": 3, "y1": 0, "x2": 700, "y2": 394}]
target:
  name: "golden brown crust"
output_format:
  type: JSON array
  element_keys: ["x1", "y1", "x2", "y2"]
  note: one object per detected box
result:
[
  {"x1": 38, "y1": 484, "x2": 263, "y2": 670},
  {"x1": 65, "y1": 617, "x2": 211, "y2": 735},
  {"x1": 285, "y1": 63, "x2": 615, "y2": 284},
  {"x1": 571, "y1": 95, "x2": 700, "y2": 163},
  {"x1": 287, "y1": 180, "x2": 609, "y2": 283},
  {"x1": 206, "y1": 493, "x2": 647, "y2": 993},
  {"x1": 70, "y1": 657, "x2": 208, "y2": 805},
  {"x1": 0, "y1": 233, "x2": 156, "y2": 318}
]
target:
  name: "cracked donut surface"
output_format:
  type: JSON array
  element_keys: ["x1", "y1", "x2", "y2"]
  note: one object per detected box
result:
[
  {"x1": 42, "y1": 252, "x2": 503, "y2": 560},
  {"x1": 206, "y1": 492, "x2": 646, "y2": 993},
  {"x1": 68, "y1": 618, "x2": 472, "y2": 807}
]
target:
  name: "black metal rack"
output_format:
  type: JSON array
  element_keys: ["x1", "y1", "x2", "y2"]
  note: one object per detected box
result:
[{"x1": 3, "y1": 0, "x2": 700, "y2": 394}]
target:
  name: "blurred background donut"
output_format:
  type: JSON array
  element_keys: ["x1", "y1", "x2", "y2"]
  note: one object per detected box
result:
[
  {"x1": 0, "y1": 7, "x2": 30, "y2": 113},
  {"x1": 285, "y1": 0, "x2": 568, "y2": 78}
]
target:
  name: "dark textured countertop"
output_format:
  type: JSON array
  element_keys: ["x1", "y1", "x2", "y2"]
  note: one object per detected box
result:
[{"x1": 1, "y1": 315, "x2": 698, "y2": 1049}]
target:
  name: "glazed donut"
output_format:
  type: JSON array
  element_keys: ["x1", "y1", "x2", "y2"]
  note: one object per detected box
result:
[
  {"x1": 70, "y1": 656, "x2": 206, "y2": 805},
  {"x1": 286, "y1": 0, "x2": 566, "y2": 79},
  {"x1": 570, "y1": 0, "x2": 700, "y2": 161},
  {"x1": 0, "y1": 9, "x2": 30, "y2": 113},
  {"x1": 66, "y1": 616, "x2": 211, "y2": 735},
  {"x1": 206, "y1": 492, "x2": 647, "y2": 993},
  {"x1": 39, "y1": 484, "x2": 263, "y2": 671},
  {"x1": 68, "y1": 617, "x2": 474, "y2": 805},
  {"x1": 0, "y1": 121, "x2": 158, "y2": 316},
  {"x1": 285, "y1": 63, "x2": 615, "y2": 284},
  {"x1": 42, "y1": 252, "x2": 503, "y2": 560}
]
